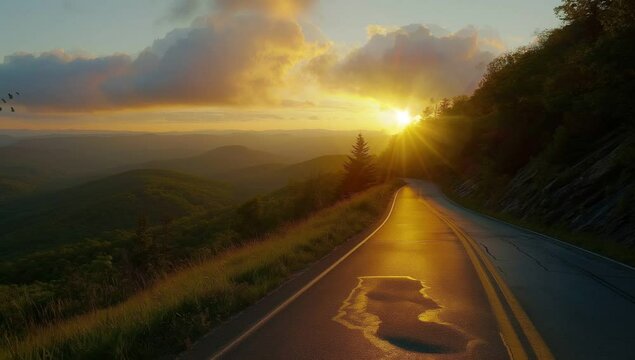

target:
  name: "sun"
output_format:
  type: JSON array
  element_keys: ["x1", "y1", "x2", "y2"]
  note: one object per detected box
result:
[{"x1": 394, "y1": 109, "x2": 419, "y2": 130}]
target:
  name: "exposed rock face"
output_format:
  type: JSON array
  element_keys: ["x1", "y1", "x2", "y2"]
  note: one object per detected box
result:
[{"x1": 453, "y1": 132, "x2": 635, "y2": 247}]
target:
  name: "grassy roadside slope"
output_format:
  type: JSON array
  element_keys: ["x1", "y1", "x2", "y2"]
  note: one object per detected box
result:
[
  {"x1": 441, "y1": 185, "x2": 635, "y2": 268},
  {"x1": 3, "y1": 182, "x2": 400, "y2": 359}
]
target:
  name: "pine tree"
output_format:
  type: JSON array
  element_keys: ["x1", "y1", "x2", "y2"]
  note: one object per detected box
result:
[{"x1": 340, "y1": 133, "x2": 376, "y2": 196}]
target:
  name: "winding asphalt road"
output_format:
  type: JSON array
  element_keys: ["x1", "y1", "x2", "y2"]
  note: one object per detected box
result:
[{"x1": 182, "y1": 180, "x2": 635, "y2": 360}]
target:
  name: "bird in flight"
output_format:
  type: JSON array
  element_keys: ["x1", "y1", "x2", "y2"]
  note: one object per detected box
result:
[{"x1": 1, "y1": 90, "x2": 22, "y2": 112}]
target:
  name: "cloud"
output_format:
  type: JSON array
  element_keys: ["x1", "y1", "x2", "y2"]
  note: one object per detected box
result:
[
  {"x1": 163, "y1": 0, "x2": 316, "y2": 22},
  {"x1": 214, "y1": 0, "x2": 316, "y2": 17},
  {"x1": 0, "y1": 6, "x2": 318, "y2": 112},
  {"x1": 0, "y1": 3, "x2": 503, "y2": 114},
  {"x1": 164, "y1": 0, "x2": 202, "y2": 22},
  {"x1": 0, "y1": 50, "x2": 133, "y2": 111},
  {"x1": 308, "y1": 24, "x2": 502, "y2": 107},
  {"x1": 106, "y1": 14, "x2": 315, "y2": 108}
]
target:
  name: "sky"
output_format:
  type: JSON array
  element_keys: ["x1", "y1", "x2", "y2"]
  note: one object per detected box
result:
[{"x1": 0, "y1": 0, "x2": 561, "y2": 133}]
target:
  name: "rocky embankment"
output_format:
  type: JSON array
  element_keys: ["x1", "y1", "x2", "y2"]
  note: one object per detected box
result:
[{"x1": 453, "y1": 131, "x2": 635, "y2": 247}]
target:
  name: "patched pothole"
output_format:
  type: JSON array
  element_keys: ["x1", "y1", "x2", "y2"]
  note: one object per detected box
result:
[{"x1": 333, "y1": 276, "x2": 476, "y2": 356}]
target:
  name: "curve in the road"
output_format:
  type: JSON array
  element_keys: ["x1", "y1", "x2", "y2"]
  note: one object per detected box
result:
[
  {"x1": 209, "y1": 187, "x2": 404, "y2": 360},
  {"x1": 185, "y1": 183, "x2": 631, "y2": 359}
]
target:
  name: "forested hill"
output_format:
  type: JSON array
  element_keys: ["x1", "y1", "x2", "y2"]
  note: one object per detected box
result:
[
  {"x1": 0, "y1": 169, "x2": 231, "y2": 257},
  {"x1": 382, "y1": 0, "x2": 635, "y2": 258}
]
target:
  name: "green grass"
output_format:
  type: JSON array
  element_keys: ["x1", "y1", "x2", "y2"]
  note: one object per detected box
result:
[
  {"x1": 1, "y1": 182, "x2": 399, "y2": 359},
  {"x1": 441, "y1": 186, "x2": 635, "y2": 268}
]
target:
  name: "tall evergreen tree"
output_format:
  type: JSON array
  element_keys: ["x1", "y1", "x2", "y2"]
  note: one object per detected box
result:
[{"x1": 340, "y1": 133, "x2": 376, "y2": 196}]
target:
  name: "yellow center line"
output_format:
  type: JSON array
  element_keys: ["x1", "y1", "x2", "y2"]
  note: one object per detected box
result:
[{"x1": 418, "y1": 193, "x2": 554, "y2": 360}]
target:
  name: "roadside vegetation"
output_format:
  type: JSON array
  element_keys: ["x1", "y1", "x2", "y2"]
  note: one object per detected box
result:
[
  {"x1": 0, "y1": 172, "x2": 339, "y2": 340},
  {"x1": 0, "y1": 132, "x2": 393, "y2": 359},
  {"x1": 2, "y1": 181, "x2": 398, "y2": 359}
]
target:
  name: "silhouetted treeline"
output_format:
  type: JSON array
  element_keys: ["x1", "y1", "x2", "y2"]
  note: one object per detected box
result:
[{"x1": 382, "y1": 0, "x2": 635, "y2": 182}]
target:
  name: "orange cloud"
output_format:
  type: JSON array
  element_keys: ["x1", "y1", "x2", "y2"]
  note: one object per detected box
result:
[
  {"x1": 214, "y1": 0, "x2": 316, "y2": 17},
  {"x1": 0, "y1": 2, "x2": 504, "y2": 116},
  {"x1": 0, "y1": 10, "x2": 317, "y2": 112},
  {"x1": 164, "y1": 0, "x2": 316, "y2": 22},
  {"x1": 309, "y1": 24, "x2": 502, "y2": 108}
]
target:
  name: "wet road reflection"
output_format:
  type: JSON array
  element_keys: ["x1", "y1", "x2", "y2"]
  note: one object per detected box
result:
[
  {"x1": 193, "y1": 187, "x2": 512, "y2": 360},
  {"x1": 334, "y1": 276, "x2": 484, "y2": 358}
]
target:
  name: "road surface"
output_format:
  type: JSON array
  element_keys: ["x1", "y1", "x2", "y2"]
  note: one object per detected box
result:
[{"x1": 182, "y1": 180, "x2": 635, "y2": 360}]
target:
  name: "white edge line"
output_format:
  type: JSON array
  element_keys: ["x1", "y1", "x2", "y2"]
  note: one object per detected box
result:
[
  {"x1": 209, "y1": 186, "x2": 404, "y2": 359},
  {"x1": 426, "y1": 182, "x2": 635, "y2": 272}
]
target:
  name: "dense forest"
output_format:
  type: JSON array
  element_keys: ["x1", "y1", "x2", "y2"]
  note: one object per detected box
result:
[{"x1": 382, "y1": 0, "x2": 635, "y2": 258}]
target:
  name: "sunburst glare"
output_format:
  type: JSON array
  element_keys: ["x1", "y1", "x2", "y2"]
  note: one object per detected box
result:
[{"x1": 394, "y1": 109, "x2": 421, "y2": 130}]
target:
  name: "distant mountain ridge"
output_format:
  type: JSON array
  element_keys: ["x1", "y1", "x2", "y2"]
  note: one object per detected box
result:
[
  {"x1": 0, "y1": 131, "x2": 388, "y2": 196},
  {"x1": 0, "y1": 169, "x2": 231, "y2": 258},
  {"x1": 134, "y1": 145, "x2": 287, "y2": 178},
  {"x1": 0, "y1": 150, "x2": 349, "y2": 257},
  {"x1": 216, "y1": 154, "x2": 348, "y2": 198}
]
